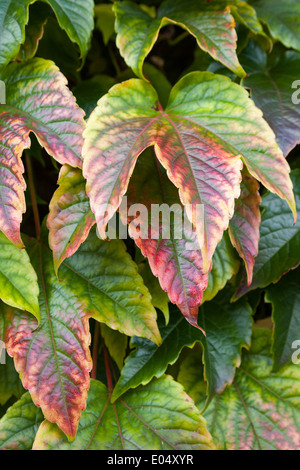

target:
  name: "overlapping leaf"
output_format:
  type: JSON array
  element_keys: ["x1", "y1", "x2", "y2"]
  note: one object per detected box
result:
[
  {"x1": 33, "y1": 377, "x2": 215, "y2": 450},
  {"x1": 47, "y1": 165, "x2": 95, "y2": 273},
  {"x1": 114, "y1": 0, "x2": 245, "y2": 79},
  {"x1": 235, "y1": 170, "x2": 300, "y2": 298},
  {"x1": 0, "y1": 233, "x2": 39, "y2": 320},
  {"x1": 229, "y1": 168, "x2": 261, "y2": 284},
  {"x1": 241, "y1": 42, "x2": 300, "y2": 156},
  {"x1": 0, "y1": 355, "x2": 25, "y2": 407},
  {"x1": 83, "y1": 72, "x2": 295, "y2": 285},
  {"x1": 0, "y1": 392, "x2": 44, "y2": 450},
  {"x1": 0, "y1": 0, "x2": 93, "y2": 68},
  {"x1": 251, "y1": 0, "x2": 300, "y2": 52},
  {"x1": 0, "y1": 58, "x2": 85, "y2": 247},
  {"x1": 265, "y1": 267, "x2": 300, "y2": 371},
  {"x1": 124, "y1": 149, "x2": 208, "y2": 327},
  {"x1": 178, "y1": 329, "x2": 300, "y2": 450}
]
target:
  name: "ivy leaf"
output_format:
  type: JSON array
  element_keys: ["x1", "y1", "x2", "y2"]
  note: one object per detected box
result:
[
  {"x1": 251, "y1": 0, "x2": 300, "y2": 52},
  {"x1": 241, "y1": 42, "x2": 300, "y2": 156},
  {"x1": 114, "y1": 0, "x2": 245, "y2": 79},
  {"x1": 0, "y1": 392, "x2": 44, "y2": 450},
  {"x1": 32, "y1": 376, "x2": 215, "y2": 450},
  {"x1": 47, "y1": 165, "x2": 95, "y2": 274},
  {"x1": 265, "y1": 267, "x2": 300, "y2": 371},
  {"x1": 0, "y1": 233, "x2": 39, "y2": 321},
  {"x1": 235, "y1": 170, "x2": 300, "y2": 298},
  {"x1": 0, "y1": 58, "x2": 85, "y2": 247},
  {"x1": 179, "y1": 329, "x2": 300, "y2": 450},
  {"x1": 229, "y1": 168, "x2": 261, "y2": 284},
  {"x1": 124, "y1": 149, "x2": 208, "y2": 327},
  {"x1": 83, "y1": 72, "x2": 295, "y2": 276}
]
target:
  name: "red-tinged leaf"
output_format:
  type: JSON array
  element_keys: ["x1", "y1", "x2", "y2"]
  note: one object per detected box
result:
[
  {"x1": 124, "y1": 150, "x2": 208, "y2": 329},
  {"x1": 47, "y1": 164, "x2": 95, "y2": 274},
  {"x1": 229, "y1": 168, "x2": 261, "y2": 284},
  {"x1": 84, "y1": 72, "x2": 295, "y2": 275},
  {"x1": 0, "y1": 58, "x2": 85, "y2": 247}
]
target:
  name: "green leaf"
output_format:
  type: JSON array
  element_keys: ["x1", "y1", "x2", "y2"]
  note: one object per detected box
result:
[
  {"x1": 83, "y1": 72, "x2": 295, "y2": 278},
  {"x1": 235, "y1": 170, "x2": 300, "y2": 298},
  {"x1": 32, "y1": 376, "x2": 215, "y2": 450},
  {"x1": 72, "y1": 75, "x2": 116, "y2": 119},
  {"x1": 0, "y1": 0, "x2": 33, "y2": 69},
  {"x1": 228, "y1": 168, "x2": 261, "y2": 284},
  {"x1": 241, "y1": 41, "x2": 300, "y2": 156},
  {"x1": 0, "y1": 232, "x2": 39, "y2": 320},
  {"x1": 100, "y1": 324, "x2": 128, "y2": 371},
  {"x1": 0, "y1": 392, "x2": 44, "y2": 450},
  {"x1": 114, "y1": 0, "x2": 245, "y2": 79},
  {"x1": 42, "y1": 0, "x2": 94, "y2": 60},
  {"x1": 265, "y1": 267, "x2": 300, "y2": 371},
  {"x1": 179, "y1": 329, "x2": 300, "y2": 450},
  {"x1": 251, "y1": 0, "x2": 300, "y2": 52},
  {"x1": 95, "y1": 4, "x2": 116, "y2": 45},
  {"x1": 16, "y1": 2, "x2": 50, "y2": 61},
  {"x1": 202, "y1": 231, "x2": 240, "y2": 303},
  {"x1": 0, "y1": 58, "x2": 85, "y2": 247},
  {"x1": 47, "y1": 165, "x2": 95, "y2": 273}
]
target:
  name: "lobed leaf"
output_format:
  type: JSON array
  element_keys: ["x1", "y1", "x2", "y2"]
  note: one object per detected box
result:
[
  {"x1": 0, "y1": 58, "x2": 85, "y2": 247},
  {"x1": 33, "y1": 376, "x2": 215, "y2": 450},
  {"x1": 114, "y1": 0, "x2": 245, "y2": 79}
]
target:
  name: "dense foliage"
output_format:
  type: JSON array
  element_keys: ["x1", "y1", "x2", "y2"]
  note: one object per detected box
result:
[{"x1": 0, "y1": 0, "x2": 299, "y2": 450}]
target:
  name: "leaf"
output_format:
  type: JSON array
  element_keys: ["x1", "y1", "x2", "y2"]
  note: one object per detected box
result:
[
  {"x1": 60, "y1": 227, "x2": 161, "y2": 345},
  {"x1": 221, "y1": 0, "x2": 265, "y2": 36},
  {"x1": 83, "y1": 72, "x2": 295, "y2": 277},
  {"x1": 72, "y1": 75, "x2": 116, "y2": 119},
  {"x1": 202, "y1": 231, "x2": 240, "y2": 303},
  {"x1": 228, "y1": 167, "x2": 261, "y2": 284},
  {"x1": 32, "y1": 376, "x2": 215, "y2": 450},
  {"x1": 124, "y1": 149, "x2": 208, "y2": 327},
  {"x1": 0, "y1": 392, "x2": 44, "y2": 450},
  {"x1": 0, "y1": 240, "x2": 93, "y2": 440},
  {"x1": 113, "y1": 0, "x2": 245, "y2": 79},
  {"x1": 0, "y1": 0, "x2": 33, "y2": 69},
  {"x1": 112, "y1": 288, "x2": 252, "y2": 403},
  {"x1": 0, "y1": 58, "x2": 85, "y2": 247},
  {"x1": 17, "y1": 2, "x2": 50, "y2": 61},
  {"x1": 179, "y1": 329, "x2": 300, "y2": 450},
  {"x1": 241, "y1": 41, "x2": 300, "y2": 156},
  {"x1": 235, "y1": 170, "x2": 300, "y2": 298},
  {"x1": 251, "y1": 0, "x2": 300, "y2": 52},
  {"x1": 265, "y1": 267, "x2": 300, "y2": 371},
  {"x1": 47, "y1": 164, "x2": 95, "y2": 273},
  {"x1": 100, "y1": 324, "x2": 128, "y2": 371},
  {"x1": 0, "y1": 232, "x2": 39, "y2": 320},
  {"x1": 42, "y1": 0, "x2": 94, "y2": 60},
  {"x1": 95, "y1": 4, "x2": 116, "y2": 45},
  {"x1": 0, "y1": 355, "x2": 25, "y2": 406}
]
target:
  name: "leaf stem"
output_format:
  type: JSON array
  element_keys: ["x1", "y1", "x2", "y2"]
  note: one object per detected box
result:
[
  {"x1": 103, "y1": 343, "x2": 113, "y2": 392},
  {"x1": 91, "y1": 321, "x2": 100, "y2": 379},
  {"x1": 25, "y1": 152, "x2": 41, "y2": 239},
  {"x1": 168, "y1": 31, "x2": 189, "y2": 46}
]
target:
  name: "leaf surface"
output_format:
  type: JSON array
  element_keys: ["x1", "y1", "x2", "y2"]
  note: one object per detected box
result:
[
  {"x1": 83, "y1": 72, "x2": 295, "y2": 277},
  {"x1": 0, "y1": 233, "x2": 39, "y2": 320},
  {"x1": 0, "y1": 58, "x2": 85, "y2": 246},
  {"x1": 114, "y1": 0, "x2": 245, "y2": 79},
  {"x1": 265, "y1": 267, "x2": 300, "y2": 371},
  {"x1": 33, "y1": 376, "x2": 215, "y2": 450},
  {"x1": 0, "y1": 392, "x2": 44, "y2": 450},
  {"x1": 241, "y1": 42, "x2": 300, "y2": 156},
  {"x1": 235, "y1": 170, "x2": 300, "y2": 297}
]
